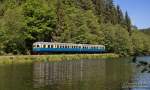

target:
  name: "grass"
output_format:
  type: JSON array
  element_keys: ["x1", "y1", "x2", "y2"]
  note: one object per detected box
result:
[{"x1": 0, "y1": 53, "x2": 119, "y2": 64}]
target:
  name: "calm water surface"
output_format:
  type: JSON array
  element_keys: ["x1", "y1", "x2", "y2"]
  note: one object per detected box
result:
[{"x1": 0, "y1": 56, "x2": 149, "y2": 90}]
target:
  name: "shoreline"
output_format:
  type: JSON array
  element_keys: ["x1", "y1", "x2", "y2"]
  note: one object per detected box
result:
[{"x1": 0, "y1": 53, "x2": 119, "y2": 64}]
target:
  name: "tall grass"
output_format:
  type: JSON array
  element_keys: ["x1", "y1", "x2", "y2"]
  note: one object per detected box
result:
[{"x1": 0, "y1": 53, "x2": 119, "y2": 64}]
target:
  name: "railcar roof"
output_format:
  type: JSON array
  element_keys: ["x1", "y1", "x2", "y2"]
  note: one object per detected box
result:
[{"x1": 33, "y1": 42, "x2": 105, "y2": 46}]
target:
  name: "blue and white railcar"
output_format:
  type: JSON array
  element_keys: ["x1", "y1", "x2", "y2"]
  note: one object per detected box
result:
[{"x1": 32, "y1": 42, "x2": 105, "y2": 54}]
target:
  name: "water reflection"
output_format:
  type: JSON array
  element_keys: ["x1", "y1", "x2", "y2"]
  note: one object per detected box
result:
[
  {"x1": 33, "y1": 59, "x2": 132, "y2": 90},
  {"x1": 0, "y1": 58, "x2": 134, "y2": 90},
  {"x1": 0, "y1": 63, "x2": 33, "y2": 90},
  {"x1": 33, "y1": 60, "x2": 106, "y2": 89},
  {"x1": 128, "y1": 57, "x2": 150, "y2": 90}
]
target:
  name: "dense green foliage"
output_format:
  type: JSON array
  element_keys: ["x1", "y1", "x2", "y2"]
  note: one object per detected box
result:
[
  {"x1": 0, "y1": 0, "x2": 150, "y2": 56},
  {"x1": 141, "y1": 28, "x2": 150, "y2": 35}
]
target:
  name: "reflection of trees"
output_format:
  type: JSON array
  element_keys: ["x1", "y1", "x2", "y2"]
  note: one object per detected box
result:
[
  {"x1": 0, "y1": 63, "x2": 33, "y2": 90},
  {"x1": 33, "y1": 59, "x2": 106, "y2": 89},
  {"x1": 33, "y1": 59, "x2": 132, "y2": 90},
  {"x1": 0, "y1": 58, "x2": 133, "y2": 90},
  {"x1": 105, "y1": 58, "x2": 133, "y2": 90}
]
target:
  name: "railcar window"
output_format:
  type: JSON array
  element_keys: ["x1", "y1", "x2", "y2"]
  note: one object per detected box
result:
[
  {"x1": 43, "y1": 45, "x2": 46, "y2": 48},
  {"x1": 48, "y1": 45, "x2": 50, "y2": 48},
  {"x1": 57, "y1": 45, "x2": 59, "y2": 48},
  {"x1": 37, "y1": 45, "x2": 40, "y2": 48},
  {"x1": 51, "y1": 45, "x2": 53, "y2": 48},
  {"x1": 60, "y1": 46, "x2": 62, "y2": 48}
]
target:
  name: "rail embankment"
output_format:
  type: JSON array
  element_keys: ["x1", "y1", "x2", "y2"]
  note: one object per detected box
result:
[{"x1": 0, "y1": 53, "x2": 119, "y2": 64}]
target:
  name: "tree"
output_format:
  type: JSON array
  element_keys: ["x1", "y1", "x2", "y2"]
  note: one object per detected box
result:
[
  {"x1": 0, "y1": 8, "x2": 25, "y2": 54},
  {"x1": 77, "y1": 0, "x2": 95, "y2": 10},
  {"x1": 125, "y1": 12, "x2": 132, "y2": 35},
  {"x1": 116, "y1": 5, "x2": 124, "y2": 25},
  {"x1": 54, "y1": 0, "x2": 65, "y2": 42},
  {"x1": 92, "y1": 0, "x2": 106, "y2": 23},
  {"x1": 22, "y1": 0, "x2": 56, "y2": 51},
  {"x1": 59, "y1": 1, "x2": 102, "y2": 44},
  {"x1": 131, "y1": 30, "x2": 150, "y2": 55},
  {"x1": 101, "y1": 24, "x2": 133, "y2": 56}
]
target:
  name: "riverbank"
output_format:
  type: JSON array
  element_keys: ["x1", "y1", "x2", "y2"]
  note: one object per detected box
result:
[{"x1": 0, "y1": 53, "x2": 119, "y2": 64}]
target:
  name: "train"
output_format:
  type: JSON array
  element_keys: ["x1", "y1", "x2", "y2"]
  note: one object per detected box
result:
[{"x1": 32, "y1": 42, "x2": 106, "y2": 54}]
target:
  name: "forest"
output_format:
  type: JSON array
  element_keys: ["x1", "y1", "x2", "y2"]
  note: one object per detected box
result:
[{"x1": 0, "y1": 0, "x2": 150, "y2": 56}]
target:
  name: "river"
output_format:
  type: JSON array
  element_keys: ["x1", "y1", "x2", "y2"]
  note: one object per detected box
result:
[{"x1": 0, "y1": 56, "x2": 149, "y2": 90}]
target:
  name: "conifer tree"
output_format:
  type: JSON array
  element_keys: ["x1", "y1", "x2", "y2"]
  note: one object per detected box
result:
[
  {"x1": 55, "y1": 0, "x2": 65, "y2": 42},
  {"x1": 92, "y1": 0, "x2": 106, "y2": 23},
  {"x1": 77, "y1": 0, "x2": 94, "y2": 10},
  {"x1": 116, "y1": 5, "x2": 123, "y2": 24},
  {"x1": 125, "y1": 12, "x2": 132, "y2": 35}
]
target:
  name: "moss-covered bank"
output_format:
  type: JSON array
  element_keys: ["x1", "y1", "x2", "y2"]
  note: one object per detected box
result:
[{"x1": 0, "y1": 53, "x2": 119, "y2": 64}]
